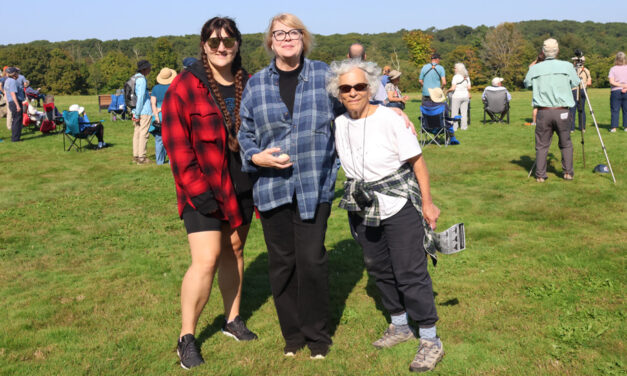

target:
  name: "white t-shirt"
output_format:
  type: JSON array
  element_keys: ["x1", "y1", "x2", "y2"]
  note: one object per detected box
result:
[
  {"x1": 335, "y1": 105, "x2": 422, "y2": 219},
  {"x1": 451, "y1": 74, "x2": 470, "y2": 98}
]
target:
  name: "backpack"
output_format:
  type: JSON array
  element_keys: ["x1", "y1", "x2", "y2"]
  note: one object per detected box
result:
[{"x1": 124, "y1": 73, "x2": 140, "y2": 109}]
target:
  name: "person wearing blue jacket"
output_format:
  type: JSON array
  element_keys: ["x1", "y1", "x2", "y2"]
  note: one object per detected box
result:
[{"x1": 132, "y1": 60, "x2": 153, "y2": 164}]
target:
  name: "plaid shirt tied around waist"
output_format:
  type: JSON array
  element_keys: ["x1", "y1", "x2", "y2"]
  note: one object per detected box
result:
[{"x1": 339, "y1": 163, "x2": 439, "y2": 260}]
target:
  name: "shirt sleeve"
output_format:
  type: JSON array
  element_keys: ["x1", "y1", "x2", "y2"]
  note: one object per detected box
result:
[
  {"x1": 134, "y1": 75, "x2": 146, "y2": 115},
  {"x1": 237, "y1": 83, "x2": 261, "y2": 173},
  {"x1": 161, "y1": 86, "x2": 212, "y2": 200},
  {"x1": 523, "y1": 67, "x2": 533, "y2": 88},
  {"x1": 391, "y1": 113, "x2": 422, "y2": 162},
  {"x1": 568, "y1": 66, "x2": 581, "y2": 88}
]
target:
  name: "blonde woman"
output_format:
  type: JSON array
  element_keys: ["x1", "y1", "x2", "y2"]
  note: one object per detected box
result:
[{"x1": 446, "y1": 63, "x2": 471, "y2": 130}]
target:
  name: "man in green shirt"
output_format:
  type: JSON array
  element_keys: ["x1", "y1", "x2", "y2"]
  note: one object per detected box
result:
[{"x1": 524, "y1": 38, "x2": 581, "y2": 182}]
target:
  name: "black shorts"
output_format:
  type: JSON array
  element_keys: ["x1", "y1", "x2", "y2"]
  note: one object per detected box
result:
[{"x1": 182, "y1": 191, "x2": 254, "y2": 234}]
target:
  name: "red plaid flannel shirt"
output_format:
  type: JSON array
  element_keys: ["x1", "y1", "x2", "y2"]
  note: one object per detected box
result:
[{"x1": 161, "y1": 70, "x2": 243, "y2": 229}]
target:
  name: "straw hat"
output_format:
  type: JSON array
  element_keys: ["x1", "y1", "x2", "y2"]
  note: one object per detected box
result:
[
  {"x1": 156, "y1": 68, "x2": 177, "y2": 85},
  {"x1": 428, "y1": 87, "x2": 446, "y2": 103},
  {"x1": 389, "y1": 70, "x2": 402, "y2": 80}
]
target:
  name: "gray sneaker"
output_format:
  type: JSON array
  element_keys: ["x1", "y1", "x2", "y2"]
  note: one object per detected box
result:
[
  {"x1": 372, "y1": 324, "x2": 415, "y2": 349},
  {"x1": 409, "y1": 338, "x2": 444, "y2": 372}
]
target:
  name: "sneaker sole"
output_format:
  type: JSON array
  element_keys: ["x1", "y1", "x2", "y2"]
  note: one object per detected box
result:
[
  {"x1": 310, "y1": 354, "x2": 326, "y2": 359},
  {"x1": 221, "y1": 329, "x2": 241, "y2": 342},
  {"x1": 409, "y1": 352, "x2": 444, "y2": 373},
  {"x1": 176, "y1": 349, "x2": 190, "y2": 370}
]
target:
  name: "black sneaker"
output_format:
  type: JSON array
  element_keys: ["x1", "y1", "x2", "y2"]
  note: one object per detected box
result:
[
  {"x1": 177, "y1": 334, "x2": 204, "y2": 370},
  {"x1": 221, "y1": 316, "x2": 258, "y2": 341}
]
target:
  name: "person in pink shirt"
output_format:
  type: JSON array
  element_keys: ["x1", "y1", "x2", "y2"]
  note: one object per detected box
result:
[{"x1": 608, "y1": 51, "x2": 627, "y2": 132}]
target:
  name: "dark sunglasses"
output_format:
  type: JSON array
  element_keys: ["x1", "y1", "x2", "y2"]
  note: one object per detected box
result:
[
  {"x1": 207, "y1": 37, "x2": 236, "y2": 49},
  {"x1": 338, "y1": 83, "x2": 369, "y2": 94}
]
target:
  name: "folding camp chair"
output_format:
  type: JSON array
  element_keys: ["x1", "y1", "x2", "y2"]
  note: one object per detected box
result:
[
  {"x1": 41, "y1": 102, "x2": 64, "y2": 133},
  {"x1": 108, "y1": 90, "x2": 127, "y2": 121},
  {"x1": 483, "y1": 90, "x2": 510, "y2": 124},
  {"x1": 22, "y1": 101, "x2": 42, "y2": 133},
  {"x1": 419, "y1": 103, "x2": 460, "y2": 147},
  {"x1": 62, "y1": 110, "x2": 101, "y2": 151}
]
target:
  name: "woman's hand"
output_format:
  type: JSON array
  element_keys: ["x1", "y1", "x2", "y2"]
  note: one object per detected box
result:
[
  {"x1": 422, "y1": 202, "x2": 440, "y2": 230},
  {"x1": 251, "y1": 147, "x2": 293, "y2": 169}
]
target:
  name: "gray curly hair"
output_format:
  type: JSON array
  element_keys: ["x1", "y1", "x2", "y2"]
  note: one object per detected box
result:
[{"x1": 326, "y1": 59, "x2": 381, "y2": 99}]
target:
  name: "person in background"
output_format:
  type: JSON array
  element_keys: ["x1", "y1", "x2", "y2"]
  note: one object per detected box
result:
[
  {"x1": 24, "y1": 80, "x2": 45, "y2": 107},
  {"x1": 381, "y1": 65, "x2": 391, "y2": 86},
  {"x1": 524, "y1": 38, "x2": 580, "y2": 182},
  {"x1": 419, "y1": 53, "x2": 446, "y2": 101},
  {"x1": 150, "y1": 67, "x2": 176, "y2": 165},
  {"x1": 182, "y1": 57, "x2": 198, "y2": 70},
  {"x1": 327, "y1": 58, "x2": 444, "y2": 373},
  {"x1": 608, "y1": 51, "x2": 627, "y2": 132},
  {"x1": 4, "y1": 67, "x2": 24, "y2": 141},
  {"x1": 69, "y1": 104, "x2": 106, "y2": 149},
  {"x1": 132, "y1": 60, "x2": 153, "y2": 164},
  {"x1": 482, "y1": 77, "x2": 511, "y2": 122},
  {"x1": 569, "y1": 57, "x2": 591, "y2": 132},
  {"x1": 162, "y1": 16, "x2": 257, "y2": 370},
  {"x1": 446, "y1": 63, "x2": 471, "y2": 130},
  {"x1": 347, "y1": 43, "x2": 388, "y2": 104},
  {"x1": 385, "y1": 70, "x2": 409, "y2": 110},
  {"x1": 238, "y1": 13, "x2": 341, "y2": 360}
]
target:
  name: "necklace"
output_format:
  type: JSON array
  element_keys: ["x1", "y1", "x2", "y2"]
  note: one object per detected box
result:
[{"x1": 346, "y1": 106, "x2": 372, "y2": 180}]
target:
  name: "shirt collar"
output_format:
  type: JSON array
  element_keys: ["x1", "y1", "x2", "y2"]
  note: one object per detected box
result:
[{"x1": 269, "y1": 56, "x2": 310, "y2": 82}]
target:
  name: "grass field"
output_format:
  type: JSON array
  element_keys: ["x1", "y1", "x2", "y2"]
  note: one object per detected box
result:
[{"x1": 0, "y1": 89, "x2": 625, "y2": 375}]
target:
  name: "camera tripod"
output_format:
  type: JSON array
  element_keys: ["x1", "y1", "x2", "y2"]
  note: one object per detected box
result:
[{"x1": 527, "y1": 84, "x2": 616, "y2": 184}]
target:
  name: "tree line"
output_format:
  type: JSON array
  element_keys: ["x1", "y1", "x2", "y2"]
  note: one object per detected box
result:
[{"x1": 1, "y1": 20, "x2": 624, "y2": 95}]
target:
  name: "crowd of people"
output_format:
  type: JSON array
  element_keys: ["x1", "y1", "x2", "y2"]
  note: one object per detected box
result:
[{"x1": 1, "y1": 14, "x2": 625, "y2": 374}]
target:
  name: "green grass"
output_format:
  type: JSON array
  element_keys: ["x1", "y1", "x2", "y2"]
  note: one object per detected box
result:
[{"x1": 0, "y1": 89, "x2": 625, "y2": 375}]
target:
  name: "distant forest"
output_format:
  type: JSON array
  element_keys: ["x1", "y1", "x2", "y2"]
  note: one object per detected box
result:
[{"x1": 1, "y1": 20, "x2": 625, "y2": 95}]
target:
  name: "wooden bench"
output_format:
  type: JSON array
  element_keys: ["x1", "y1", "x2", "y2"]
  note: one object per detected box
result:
[{"x1": 98, "y1": 95, "x2": 112, "y2": 112}]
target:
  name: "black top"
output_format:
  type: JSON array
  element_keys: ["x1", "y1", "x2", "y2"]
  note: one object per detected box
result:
[
  {"x1": 276, "y1": 59, "x2": 304, "y2": 116},
  {"x1": 217, "y1": 82, "x2": 253, "y2": 195}
]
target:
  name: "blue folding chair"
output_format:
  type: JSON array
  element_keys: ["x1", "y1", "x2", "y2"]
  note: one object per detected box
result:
[
  {"x1": 62, "y1": 111, "x2": 101, "y2": 151},
  {"x1": 107, "y1": 92, "x2": 127, "y2": 121},
  {"x1": 419, "y1": 104, "x2": 461, "y2": 147}
]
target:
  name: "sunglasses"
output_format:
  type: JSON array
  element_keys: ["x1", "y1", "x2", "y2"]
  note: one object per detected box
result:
[
  {"x1": 338, "y1": 83, "x2": 369, "y2": 94},
  {"x1": 207, "y1": 37, "x2": 236, "y2": 49}
]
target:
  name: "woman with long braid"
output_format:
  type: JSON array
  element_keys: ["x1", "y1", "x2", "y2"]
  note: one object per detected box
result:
[{"x1": 161, "y1": 17, "x2": 256, "y2": 370}]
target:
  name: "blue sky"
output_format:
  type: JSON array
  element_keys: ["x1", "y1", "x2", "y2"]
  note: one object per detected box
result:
[{"x1": 2, "y1": 0, "x2": 625, "y2": 45}]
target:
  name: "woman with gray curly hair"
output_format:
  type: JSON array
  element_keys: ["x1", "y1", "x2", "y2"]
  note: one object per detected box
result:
[
  {"x1": 446, "y1": 62, "x2": 471, "y2": 130},
  {"x1": 327, "y1": 58, "x2": 445, "y2": 373}
]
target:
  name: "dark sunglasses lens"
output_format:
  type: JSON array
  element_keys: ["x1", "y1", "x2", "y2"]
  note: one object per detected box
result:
[
  {"x1": 339, "y1": 85, "x2": 352, "y2": 94},
  {"x1": 222, "y1": 37, "x2": 236, "y2": 48},
  {"x1": 354, "y1": 83, "x2": 368, "y2": 92},
  {"x1": 208, "y1": 38, "x2": 220, "y2": 49}
]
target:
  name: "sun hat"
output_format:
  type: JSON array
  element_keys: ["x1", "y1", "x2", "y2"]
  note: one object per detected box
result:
[
  {"x1": 5, "y1": 67, "x2": 18, "y2": 74},
  {"x1": 492, "y1": 77, "x2": 504, "y2": 86},
  {"x1": 431, "y1": 53, "x2": 441, "y2": 60},
  {"x1": 156, "y1": 68, "x2": 177, "y2": 85},
  {"x1": 79, "y1": 106, "x2": 85, "y2": 115},
  {"x1": 388, "y1": 70, "x2": 402, "y2": 80},
  {"x1": 428, "y1": 87, "x2": 446, "y2": 103},
  {"x1": 69, "y1": 104, "x2": 80, "y2": 112},
  {"x1": 593, "y1": 164, "x2": 609, "y2": 173}
]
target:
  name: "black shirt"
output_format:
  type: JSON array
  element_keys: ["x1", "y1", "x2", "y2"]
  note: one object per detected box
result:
[
  {"x1": 217, "y1": 83, "x2": 252, "y2": 194},
  {"x1": 276, "y1": 59, "x2": 304, "y2": 116}
]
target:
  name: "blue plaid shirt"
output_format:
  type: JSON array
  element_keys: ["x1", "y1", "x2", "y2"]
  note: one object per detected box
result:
[{"x1": 238, "y1": 58, "x2": 341, "y2": 220}]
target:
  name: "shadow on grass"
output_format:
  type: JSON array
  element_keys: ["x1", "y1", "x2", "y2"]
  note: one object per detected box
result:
[
  {"x1": 196, "y1": 251, "x2": 271, "y2": 346},
  {"x1": 328, "y1": 238, "x2": 366, "y2": 337},
  {"x1": 510, "y1": 152, "x2": 559, "y2": 175}
]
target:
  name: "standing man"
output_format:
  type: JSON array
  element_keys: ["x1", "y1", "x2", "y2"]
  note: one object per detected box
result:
[
  {"x1": 348, "y1": 43, "x2": 388, "y2": 104},
  {"x1": 419, "y1": 53, "x2": 446, "y2": 101},
  {"x1": 569, "y1": 57, "x2": 591, "y2": 132},
  {"x1": 524, "y1": 38, "x2": 580, "y2": 182},
  {"x1": 4, "y1": 67, "x2": 24, "y2": 142},
  {"x1": 132, "y1": 60, "x2": 153, "y2": 165}
]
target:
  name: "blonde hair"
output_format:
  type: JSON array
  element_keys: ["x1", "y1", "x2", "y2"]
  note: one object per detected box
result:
[
  {"x1": 615, "y1": 52, "x2": 626, "y2": 66},
  {"x1": 264, "y1": 13, "x2": 313, "y2": 56},
  {"x1": 454, "y1": 62, "x2": 468, "y2": 78}
]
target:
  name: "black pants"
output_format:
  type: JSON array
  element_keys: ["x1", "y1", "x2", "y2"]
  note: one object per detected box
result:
[
  {"x1": 259, "y1": 200, "x2": 331, "y2": 351},
  {"x1": 9, "y1": 102, "x2": 23, "y2": 142},
  {"x1": 83, "y1": 124, "x2": 104, "y2": 143},
  {"x1": 349, "y1": 201, "x2": 438, "y2": 326}
]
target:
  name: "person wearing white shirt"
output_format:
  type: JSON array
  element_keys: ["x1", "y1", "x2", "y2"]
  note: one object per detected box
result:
[
  {"x1": 327, "y1": 59, "x2": 444, "y2": 373},
  {"x1": 446, "y1": 63, "x2": 471, "y2": 130}
]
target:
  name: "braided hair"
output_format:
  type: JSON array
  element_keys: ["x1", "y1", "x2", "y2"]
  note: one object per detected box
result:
[{"x1": 200, "y1": 17, "x2": 245, "y2": 152}]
